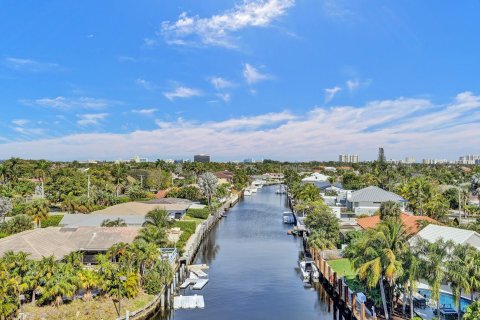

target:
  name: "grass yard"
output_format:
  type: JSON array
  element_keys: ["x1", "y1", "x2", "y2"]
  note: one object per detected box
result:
[
  {"x1": 328, "y1": 258, "x2": 357, "y2": 280},
  {"x1": 23, "y1": 291, "x2": 154, "y2": 320}
]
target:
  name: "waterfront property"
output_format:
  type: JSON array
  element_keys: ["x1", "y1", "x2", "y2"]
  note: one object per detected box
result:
[
  {"x1": 0, "y1": 226, "x2": 139, "y2": 262},
  {"x1": 412, "y1": 224, "x2": 480, "y2": 250},
  {"x1": 60, "y1": 200, "x2": 193, "y2": 227},
  {"x1": 356, "y1": 213, "x2": 439, "y2": 235},
  {"x1": 346, "y1": 186, "x2": 406, "y2": 215}
]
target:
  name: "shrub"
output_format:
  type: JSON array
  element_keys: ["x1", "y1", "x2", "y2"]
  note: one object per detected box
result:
[
  {"x1": 41, "y1": 215, "x2": 64, "y2": 228},
  {"x1": 143, "y1": 269, "x2": 163, "y2": 295},
  {"x1": 0, "y1": 214, "x2": 33, "y2": 235},
  {"x1": 173, "y1": 221, "x2": 197, "y2": 253},
  {"x1": 186, "y1": 208, "x2": 210, "y2": 219}
]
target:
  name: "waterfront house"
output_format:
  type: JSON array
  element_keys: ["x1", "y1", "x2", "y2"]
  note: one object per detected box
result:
[
  {"x1": 346, "y1": 186, "x2": 406, "y2": 216},
  {"x1": 411, "y1": 224, "x2": 480, "y2": 250},
  {"x1": 0, "y1": 226, "x2": 139, "y2": 263},
  {"x1": 356, "y1": 213, "x2": 438, "y2": 235},
  {"x1": 213, "y1": 170, "x2": 234, "y2": 184},
  {"x1": 302, "y1": 172, "x2": 329, "y2": 183},
  {"x1": 60, "y1": 200, "x2": 192, "y2": 227}
]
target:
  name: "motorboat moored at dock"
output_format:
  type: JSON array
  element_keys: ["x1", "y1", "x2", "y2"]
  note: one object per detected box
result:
[{"x1": 299, "y1": 260, "x2": 319, "y2": 283}]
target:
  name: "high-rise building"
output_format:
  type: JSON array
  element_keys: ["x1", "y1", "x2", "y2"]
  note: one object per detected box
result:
[
  {"x1": 378, "y1": 147, "x2": 386, "y2": 162},
  {"x1": 459, "y1": 155, "x2": 480, "y2": 164},
  {"x1": 194, "y1": 154, "x2": 210, "y2": 163},
  {"x1": 404, "y1": 156, "x2": 416, "y2": 164},
  {"x1": 339, "y1": 154, "x2": 359, "y2": 163}
]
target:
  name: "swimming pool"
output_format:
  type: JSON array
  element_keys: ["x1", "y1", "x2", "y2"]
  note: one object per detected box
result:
[{"x1": 418, "y1": 289, "x2": 472, "y2": 312}]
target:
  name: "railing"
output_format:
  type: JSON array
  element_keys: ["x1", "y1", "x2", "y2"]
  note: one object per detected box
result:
[{"x1": 159, "y1": 248, "x2": 177, "y2": 265}]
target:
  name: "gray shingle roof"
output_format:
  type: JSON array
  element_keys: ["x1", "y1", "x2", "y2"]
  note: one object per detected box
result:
[
  {"x1": 350, "y1": 186, "x2": 405, "y2": 202},
  {"x1": 0, "y1": 227, "x2": 140, "y2": 260}
]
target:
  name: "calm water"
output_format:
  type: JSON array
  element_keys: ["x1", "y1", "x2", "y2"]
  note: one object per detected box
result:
[{"x1": 155, "y1": 186, "x2": 330, "y2": 320}]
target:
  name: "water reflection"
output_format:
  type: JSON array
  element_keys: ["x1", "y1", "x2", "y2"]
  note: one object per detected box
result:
[{"x1": 153, "y1": 186, "x2": 329, "y2": 320}]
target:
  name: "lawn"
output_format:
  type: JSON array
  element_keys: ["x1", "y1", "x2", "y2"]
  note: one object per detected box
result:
[
  {"x1": 328, "y1": 258, "x2": 357, "y2": 280},
  {"x1": 23, "y1": 290, "x2": 155, "y2": 320}
]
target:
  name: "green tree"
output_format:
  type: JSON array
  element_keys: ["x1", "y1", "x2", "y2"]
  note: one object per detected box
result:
[
  {"x1": 415, "y1": 238, "x2": 453, "y2": 317},
  {"x1": 101, "y1": 218, "x2": 127, "y2": 227},
  {"x1": 25, "y1": 199, "x2": 49, "y2": 227},
  {"x1": 111, "y1": 163, "x2": 128, "y2": 197},
  {"x1": 301, "y1": 201, "x2": 340, "y2": 245},
  {"x1": 295, "y1": 183, "x2": 321, "y2": 202},
  {"x1": 463, "y1": 300, "x2": 480, "y2": 320},
  {"x1": 198, "y1": 172, "x2": 218, "y2": 209},
  {"x1": 379, "y1": 201, "x2": 401, "y2": 221},
  {"x1": 345, "y1": 220, "x2": 408, "y2": 319},
  {"x1": 447, "y1": 244, "x2": 475, "y2": 320}
]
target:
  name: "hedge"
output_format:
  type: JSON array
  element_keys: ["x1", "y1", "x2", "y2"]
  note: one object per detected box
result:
[
  {"x1": 173, "y1": 221, "x2": 197, "y2": 253},
  {"x1": 41, "y1": 215, "x2": 64, "y2": 228},
  {"x1": 186, "y1": 208, "x2": 210, "y2": 220}
]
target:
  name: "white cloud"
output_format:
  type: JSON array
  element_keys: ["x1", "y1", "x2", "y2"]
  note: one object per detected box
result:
[
  {"x1": 210, "y1": 77, "x2": 234, "y2": 90},
  {"x1": 324, "y1": 86, "x2": 341, "y2": 103},
  {"x1": 77, "y1": 113, "x2": 109, "y2": 126},
  {"x1": 22, "y1": 96, "x2": 115, "y2": 109},
  {"x1": 243, "y1": 63, "x2": 270, "y2": 84},
  {"x1": 12, "y1": 119, "x2": 29, "y2": 126},
  {"x1": 4, "y1": 57, "x2": 59, "y2": 72},
  {"x1": 1, "y1": 92, "x2": 478, "y2": 161},
  {"x1": 216, "y1": 93, "x2": 231, "y2": 103},
  {"x1": 164, "y1": 86, "x2": 202, "y2": 101},
  {"x1": 160, "y1": 0, "x2": 295, "y2": 47},
  {"x1": 132, "y1": 108, "x2": 157, "y2": 116},
  {"x1": 135, "y1": 78, "x2": 156, "y2": 90},
  {"x1": 346, "y1": 78, "x2": 371, "y2": 92}
]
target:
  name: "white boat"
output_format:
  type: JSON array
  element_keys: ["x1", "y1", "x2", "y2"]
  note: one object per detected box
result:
[
  {"x1": 299, "y1": 260, "x2": 319, "y2": 283},
  {"x1": 244, "y1": 189, "x2": 253, "y2": 196},
  {"x1": 275, "y1": 185, "x2": 287, "y2": 194},
  {"x1": 282, "y1": 212, "x2": 295, "y2": 224}
]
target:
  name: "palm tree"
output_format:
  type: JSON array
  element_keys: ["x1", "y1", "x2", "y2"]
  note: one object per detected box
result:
[
  {"x1": 25, "y1": 199, "x2": 50, "y2": 227},
  {"x1": 131, "y1": 240, "x2": 159, "y2": 278},
  {"x1": 61, "y1": 192, "x2": 77, "y2": 213},
  {"x1": 136, "y1": 226, "x2": 168, "y2": 248},
  {"x1": 400, "y1": 249, "x2": 421, "y2": 319},
  {"x1": 101, "y1": 218, "x2": 127, "y2": 227},
  {"x1": 345, "y1": 220, "x2": 408, "y2": 319},
  {"x1": 34, "y1": 160, "x2": 50, "y2": 198},
  {"x1": 379, "y1": 200, "x2": 401, "y2": 221},
  {"x1": 307, "y1": 231, "x2": 336, "y2": 252},
  {"x1": 111, "y1": 163, "x2": 128, "y2": 197},
  {"x1": 447, "y1": 244, "x2": 474, "y2": 320},
  {"x1": 415, "y1": 238, "x2": 453, "y2": 317},
  {"x1": 78, "y1": 269, "x2": 99, "y2": 301},
  {"x1": 295, "y1": 183, "x2": 321, "y2": 202},
  {"x1": 143, "y1": 208, "x2": 172, "y2": 229},
  {"x1": 471, "y1": 173, "x2": 480, "y2": 210},
  {"x1": 0, "y1": 264, "x2": 20, "y2": 318}
]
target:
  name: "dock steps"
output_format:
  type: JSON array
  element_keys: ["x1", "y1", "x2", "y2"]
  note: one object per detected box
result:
[{"x1": 173, "y1": 295, "x2": 205, "y2": 309}]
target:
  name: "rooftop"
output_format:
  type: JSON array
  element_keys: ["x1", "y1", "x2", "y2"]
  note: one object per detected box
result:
[
  {"x1": 357, "y1": 213, "x2": 438, "y2": 235},
  {"x1": 414, "y1": 224, "x2": 480, "y2": 250},
  {"x1": 0, "y1": 227, "x2": 140, "y2": 260},
  {"x1": 349, "y1": 186, "x2": 405, "y2": 203},
  {"x1": 92, "y1": 201, "x2": 190, "y2": 216}
]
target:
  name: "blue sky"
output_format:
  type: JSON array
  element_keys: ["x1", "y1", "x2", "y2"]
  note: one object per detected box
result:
[{"x1": 1, "y1": 0, "x2": 479, "y2": 161}]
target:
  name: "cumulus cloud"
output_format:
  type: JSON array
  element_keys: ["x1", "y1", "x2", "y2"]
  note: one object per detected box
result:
[
  {"x1": 22, "y1": 96, "x2": 115, "y2": 110},
  {"x1": 164, "y1": 86, "x2": 202, "y2": 101},
  {"x1": 160, "y1": 0, "x2": 295, "y2": 47},
  {"x1": 77, "y1": 113, "x2": 109, "y2": 126},
  {"x1": 324, "y1": 86, "x2": 341, "y2": 103},
  {"x1": 1, "y1": 92, "x2": 478, "y2": 161},
  {"x1": 243, "y1": 63, "x2": 270, "y2": 84},
  {"x1": 216, "y1": 93, "x2": 231, "y2": 103}
]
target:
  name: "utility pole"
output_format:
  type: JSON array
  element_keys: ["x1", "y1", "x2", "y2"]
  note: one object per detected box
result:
[
  {"x1": 41, "y1": 172, "x2": 45, "y2": 198},
  {"x1": 458, "y1": 186, "x2": 462, "y2": 221},
  {"x1": 87, "y1": 175, "x2": 91, "y2": 199}
]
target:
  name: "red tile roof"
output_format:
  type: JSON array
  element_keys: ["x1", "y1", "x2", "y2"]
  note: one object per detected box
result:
[{"x1": 356, "y1": 213, "x2": 439, "y2": 235}]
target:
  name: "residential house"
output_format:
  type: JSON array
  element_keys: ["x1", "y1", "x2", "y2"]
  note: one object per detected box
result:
[
  {"x1": 356, "y1": 213, "x2": 438, "y2": 235},
  {"x1": 412, "y1": 224, "x2": 480, "y2": 250},
  {"x1": 346, "y1": 186, "x2": 406, "y2": 216},
  {"x1": 0, "y1": 226, "x2": 139, "y2": 263}
]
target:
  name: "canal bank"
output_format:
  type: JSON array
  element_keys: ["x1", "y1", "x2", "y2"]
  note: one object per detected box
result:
[{"x1": 155, "y1": 185, "x2": 329, "y2": 320}]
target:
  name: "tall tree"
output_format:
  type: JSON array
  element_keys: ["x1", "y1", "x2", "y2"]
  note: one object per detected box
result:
[
  {"x1": 198, "y1": 172, "x2": 218, "y2": 209},
  {"x1": 25, "y1": 199, "x2": 50, "y2": 227}
]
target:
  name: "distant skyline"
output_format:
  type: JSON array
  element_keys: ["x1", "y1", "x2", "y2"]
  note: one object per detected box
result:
[{"x1": 1, "y1": 1, "x2": 479, "y2": 161}]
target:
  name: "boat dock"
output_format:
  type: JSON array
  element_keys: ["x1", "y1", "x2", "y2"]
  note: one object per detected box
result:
[{"x1": 173, "y1": 295, "x2": 205, "y2": 309}]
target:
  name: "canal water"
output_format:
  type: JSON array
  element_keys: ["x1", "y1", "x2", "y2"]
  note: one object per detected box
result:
[{"x1": 156, "y1": 185, "x2": 329, "y2": 320}]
